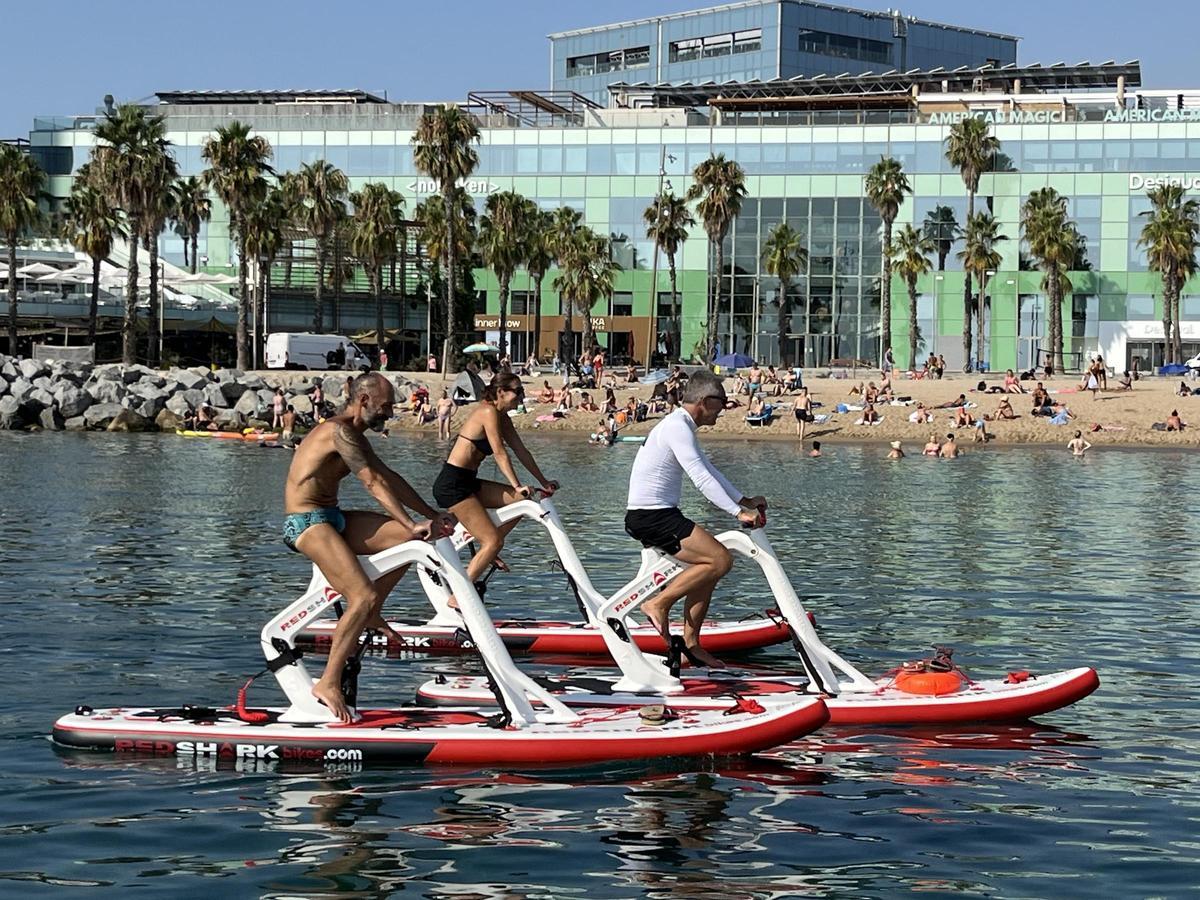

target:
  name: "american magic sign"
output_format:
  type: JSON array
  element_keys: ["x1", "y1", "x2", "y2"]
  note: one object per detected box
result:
[{"x1": 925, "y1": 108, "x2": 1200, "y2": 125}]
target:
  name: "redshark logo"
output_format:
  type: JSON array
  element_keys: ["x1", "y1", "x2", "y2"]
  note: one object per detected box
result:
[
  {"x1": 323, "y1": 587, "x2": 341, "y2": 602},
  {"x1": 652, "y1": 572, "x2": 667, "y2": 586}
]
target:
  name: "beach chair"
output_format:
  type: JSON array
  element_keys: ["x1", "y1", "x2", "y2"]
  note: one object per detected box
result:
[{"x1": 745, "y1": 403, "x2": 775, "y2": 426}]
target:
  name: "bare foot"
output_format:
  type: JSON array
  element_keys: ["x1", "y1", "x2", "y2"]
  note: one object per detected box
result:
[
  {"x1": 445, "y1": 594, "x2": 460, "y2": 611},
  {"x1": 685, "y1": 643, "x2": 727, "y2": 670},
  {"x1": 366, "y1": 612, "x2": 405, "y2": 645},
  {"x1": 639, "y1": 597, "x2": 674, "y2": 643},
  {"x1": 493, "y1": 556, "x2": 510, "y2": 573},
  {"x1": 312, "y1": 680, "x2": 352, "y2": 723}
]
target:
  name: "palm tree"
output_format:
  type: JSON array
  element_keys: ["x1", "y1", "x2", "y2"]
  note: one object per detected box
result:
[
  {"x1": 412, "y1": 104, "x2": 480, "y2": 373},
  {"x1": 945, "y1": 118, "x2": 1000, "y2": 370},
  {"x1": 91, "y1": 104, "x2": 171, "y2": 364},
  {"x1": 64, "y1": 169, "x2": 124, "y2": 345},
  {"x1": 524, "y1": 207, "x2": 555, "y2": 362},
  {"x1": 957, "y1": 211, "x2": 1006, "y2": 371},
  {"x1": 350, "y1": 182, "x2": 405, "y2": 354},
  {"x1": 761, "y1": 222, "x2": 808, "y2": 367},
  {"x1": 1139, "y1": 184, "x2": 1200, "y2": 365},
  {"x1": 202, "y1": 121, "x2": 272, "y2": 369},
  {"x1": 686, "y1": 154, "x2": 747, "y2": 360},
  {"x1": 287, "y1": 160, "x2": 347, "y2": 337},
  {"x1": 478, "y1": 190, "x2": 533, "y2": 358},
  {"x1": 864, "y1": 157, "x2": 911, "y2": 360},
  {"x1": 0, "y1": 144, "x2": 44, "y2": 355},
  {"x1": 1022, "y1": 187, "x2": 1078, "y2": 373},
  {"x1": 644, "y1": 191, "x2": 695, "y2": 362},
  {"x1": 549, "y1": 206, "x2": 583, "y2": 366},
  {"x1": 922, "y1": 204, "x2": 959, "y2": 271},
  {"x1": 554, "y1": 225, "x2": 618, "y2": 358},
  {"x1": 892, "y1": 223, "x2": 934, "y2": 368},
  {"x1": 415, "y1": 188, "x2": 477, "y2": 358},
  {"x1": 140, "y1": 151, "x2": 179, "y2": 366},
  {"x1": 242, "y1": 187, "x2": 290, "y2": 368},
  {"x1": 171, "y1": 175, "x2": 211, "y2": 274}
]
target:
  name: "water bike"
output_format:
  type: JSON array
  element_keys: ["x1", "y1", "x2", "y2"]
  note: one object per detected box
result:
[
  {"x1": 51, "y1": 536, "x2": 828, "y2": 768},
  {"x1": 293, "y1": 496, "x2": 790, "y2": 658},
  {"x1": 411, "y1": 504, "x2": 1099, "y2": 726}
]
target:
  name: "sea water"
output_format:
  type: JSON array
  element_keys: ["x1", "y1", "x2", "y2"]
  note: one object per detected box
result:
[{"x1": 0, "y1": 432, "x2": 1196, "y2": 897}]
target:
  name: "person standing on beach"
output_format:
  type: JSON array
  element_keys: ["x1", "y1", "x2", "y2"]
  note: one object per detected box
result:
[
  {"x1": 282, "y1": 372, "x2": 453, "y2": 722},
  {"x1": 280, "y1": 405, "x2": 297, "y2": 445},
  {"x1": 794, "y1": 387, "x2": 813, "y2": 441},
  {"x1": 624, "y1": 370, "x2": 766, "y2": 669},
  {"x1": 1067, "y1": 430, "x2": 1092, "y2": 456}
]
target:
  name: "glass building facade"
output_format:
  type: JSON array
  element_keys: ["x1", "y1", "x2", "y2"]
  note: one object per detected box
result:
[{"x1": 25, "y1": 64, "x2": 1200, "y2": 373}]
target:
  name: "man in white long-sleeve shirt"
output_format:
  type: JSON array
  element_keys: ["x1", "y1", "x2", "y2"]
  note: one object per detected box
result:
[{"x1": 625, "y1": 370, "x2": 766, "y2": 668}]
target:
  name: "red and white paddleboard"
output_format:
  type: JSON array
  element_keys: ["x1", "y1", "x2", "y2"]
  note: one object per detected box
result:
[
  {"x1": 294, "y1": 613, "x2": 790, "y2": 657},
  {"x1": 51, "y1": 696, "x2": 829, "y2": 767},
  {"x1": 414, "y1": 666, "x2": 1100, "y2": 726}
]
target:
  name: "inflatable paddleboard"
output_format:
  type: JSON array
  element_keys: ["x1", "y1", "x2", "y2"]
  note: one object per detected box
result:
[
  {"x1": 294, "y1": 612, "x2": 790, "y2": 657},
  {"x1": 414, "y1": 666, "x2": 1099, "y2": 726},
  {"x1": 52, "y1": 696, "x2": 829, "y2": 767}
]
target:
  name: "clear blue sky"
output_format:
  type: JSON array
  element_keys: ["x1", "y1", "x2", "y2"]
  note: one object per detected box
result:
[{"x1": 0, "y1": 0, "x2": 1188, "y2": 138}]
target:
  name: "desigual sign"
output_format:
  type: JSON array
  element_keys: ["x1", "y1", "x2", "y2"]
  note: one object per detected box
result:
[{"x1": 1130, "y1": 175, "x2": 1200, "y2": 191}]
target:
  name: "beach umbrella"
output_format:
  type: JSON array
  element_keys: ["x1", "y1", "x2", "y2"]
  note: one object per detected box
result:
[
  {"x1": 35, "y1": 270, "x2": 90, "y2": 284},
  {"x1": 463, "y1": 342, "x2": 500, "y2": 354},
  {"x1": 15, "y1": 262, "x2": 60, "y2": 277},
  {"x1": 713, "y1": 352, "x2": 755, "y2": 369}
]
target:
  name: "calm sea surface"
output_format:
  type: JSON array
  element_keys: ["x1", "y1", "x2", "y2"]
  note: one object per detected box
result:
[{"x1": 1, "y1": 431, "x2": 1197, "y2": 898}]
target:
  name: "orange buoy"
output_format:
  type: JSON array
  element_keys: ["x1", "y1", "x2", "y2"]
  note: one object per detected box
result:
[{"x1": 894, "y1": 668, "x2": 964, "y2": 696}]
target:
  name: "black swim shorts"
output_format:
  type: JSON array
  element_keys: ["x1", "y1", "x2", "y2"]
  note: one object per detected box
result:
[
  {"x1": 624, "y1": 507, "x2": 695, "y2": 556},
  {"x1": 433, "y1": 462, "x2": 482, "y2": 508},
  {"x1": 794, "y1": 408, "x2": 812, "y2": 422}
]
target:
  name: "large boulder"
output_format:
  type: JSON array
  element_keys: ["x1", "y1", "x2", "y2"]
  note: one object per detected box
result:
[
  {"x1": 202, "y1": 383, "x2": 228, "y2": 408},
  {"x1": 0, "y1": 396, "x2": 23, "y2": 429},
  {"x1": 165, "y1": 393, "x2": 193, "y2": 416},
  {"x1": 289, "y1": 393, "x2": 314, "y2": 416},
  {"x1": 172, "y1": 369, "x2": 208, "y2": 390},
  {"x1": 234, "y1": 391, "x2": 261, "y2": 418},
  {"x1": 107, "y1": 408, "x2": 151, "y2": 432},
  {"x1": 218, "y1": 379, "x2": 248, "y2": 403},
  {"x1": 155, "y1": 408, "x2": 183, "y2": 432},
  {"x1": 0, "y1": 357, "x2": 17, "y2": 380},
  {"x1": 180, "y1": 388, "x2": 206, "y2": 409},
  {"x1": 86, "y1": 379, "x2": 126, "y2": 404},
  {"x1": 8, "y1": 378, "x2": 34, "y2": 403},
  {"x1": 135, "y1": 396, "x2": 165, "y2": 419},
  {"x1": 91, "y1": 363, "x2": 124, "y2": 382},
  {"x1": 241, "y1": 373, "x2": 267, "y2": 392},
  {"x1": 0, "y1": 378, "x2": 8, "y2": 398},
  {"x1": 63, "y1": 415, "x2": 88, "y2": 431},
  {"x1": 28, "y1": 388, "x2": 55, "y2": 409},
  {"x1": 55, "y1": 385, "x2": 92, "y2": 418},
  {"x1": 18, "y1": 358, "x2": 47, "y2": 380},
  {"x1": 129, "y1": 382, "x2": 167, "y2": 403},
  {"x1": 33, "y1": 375, "x2": 55, "y2": 391},
  {"x1": 213, "y1": 409, "x2": 243, "y2": 429},
  {"x1": 213, "y1": 368, "x2": 245, "y2": 382},
  {"x1": 121, "y1": 364, "x2": 155, "y2": 384},
  {"x1": 83, "y1": 402, "x2": 125, "y2": 429},
  {"x1": 39, "y1": 407, "x2": 64, "y2": 431}
]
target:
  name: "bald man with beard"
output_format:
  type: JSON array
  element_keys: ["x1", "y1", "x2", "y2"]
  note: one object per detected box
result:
[{"x1": 282, "y1": 372, "x2": 454, "y2": 722}]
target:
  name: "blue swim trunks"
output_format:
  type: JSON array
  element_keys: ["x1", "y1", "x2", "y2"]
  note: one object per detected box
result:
[{"x1": 282, "y1": 506, "x2": 346, "y2": 551}]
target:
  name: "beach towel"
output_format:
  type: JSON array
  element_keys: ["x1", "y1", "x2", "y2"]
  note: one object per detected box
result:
[
  {"x1": 853, "y1": 416, "x2": 884, "y2": 426},
  {"x1": 1050, "y1": 412, "x2": 1071, "y2": 425},
  {"x1": 535, "y1": 414, "x2": 559, "y2": 423},
  {"x1": 812, "y1": 413, "x2": 830, "y2": 425}
]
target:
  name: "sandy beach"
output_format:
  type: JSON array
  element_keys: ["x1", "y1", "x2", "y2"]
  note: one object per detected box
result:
[{"x1": 365, "y1": 368, "x2": 1200, "y2": 450}]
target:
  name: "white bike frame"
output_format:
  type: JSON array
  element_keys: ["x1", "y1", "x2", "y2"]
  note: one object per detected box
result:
[{"x1": 261, "y1": 536, "x2": 576, "y2": 725}]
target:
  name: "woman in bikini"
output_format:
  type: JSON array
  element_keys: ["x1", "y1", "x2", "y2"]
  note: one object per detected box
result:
[{"x1": 432, "y1": 373, "x2": 559, "y2": 594}]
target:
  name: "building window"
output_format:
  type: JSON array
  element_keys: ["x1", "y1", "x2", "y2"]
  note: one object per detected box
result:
[
  {"x1": 1126, "y1": 294, "x2": 1155, "y2": 320},
  {"x1": 797, "y1": 29, "x2": 890, "y2": 65},
  {"x1": 612, "y1": 292, "x2": 634, "y2": 316},
  {"x1": 669, "y1": 28, "x2": 761, "y2": 64},
  {"x1": 566, "y1": 46, "x2": 650, "y2": 78}
]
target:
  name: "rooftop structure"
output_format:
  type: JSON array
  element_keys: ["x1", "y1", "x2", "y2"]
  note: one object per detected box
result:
[
  {"x1": 549, "y1": 0, "x2": 1018, "y2": 105},
  {"x1": 154, "y1": 89, "x2": 387, "y2": 105}
]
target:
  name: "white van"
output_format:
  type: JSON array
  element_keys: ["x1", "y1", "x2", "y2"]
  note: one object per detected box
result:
[{"x1": 265, "y1": 332, "x2": 369, "y2": 371}]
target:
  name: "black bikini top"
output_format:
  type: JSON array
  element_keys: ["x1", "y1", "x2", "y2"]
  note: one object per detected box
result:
[{"x1": 456, "y1": 432, "x2": 493, "y2": 457}]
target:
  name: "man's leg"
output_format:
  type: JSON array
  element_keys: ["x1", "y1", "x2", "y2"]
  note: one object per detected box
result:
[
  {"x1": 639, "y1": 525, "x2": 734, "y2": 668},
  {"x1": 294, "y1": 513, "x2": 417, "y2": 722},
  {"x1": 339, "y1": 511, "x2": 421, "y2": 635}
]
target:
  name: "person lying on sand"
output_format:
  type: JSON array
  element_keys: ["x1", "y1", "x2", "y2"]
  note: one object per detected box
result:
[{"x1": 936, "y1": 393, "x2": 968, "y2": 409}]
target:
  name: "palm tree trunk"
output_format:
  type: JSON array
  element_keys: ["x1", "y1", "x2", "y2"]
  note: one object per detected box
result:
[
  {"x1": 312, "y1": 243, "x2": 326, "y2": 333},
  {"x1": 258, "y1": 264, "x2": 269, "y2": 370},
  {"x1": 442, "y1": 188, "x2": 456, "y2": 376},
  {"x1": 1171, "y1": 289, "x2": 1183, "y2": 364},
  {"x1": 191, "y1": 233, "x2": 199, "y2": 275},
  {"x1": 374, "y1": 265, "x2": 385, "y2": 356},
  {"x1": 562, "y1": 294, "x2": 575, "y2": 371},
  {"x1": 532, "y1": 273, "x2": 543, "y2": 362},
  {"x1": 498, "y1": 272, "x2": 510, "y2": 358},
  {"x1": 182, "y1": 236, "x2": 189, "y2": 271},
  {"x1": 147, "y1": 234, "x2": 160, "y2": 368},
  {"x1": 961, "y1": 193, "x2": 975, "y2": 372},
  {"x1": 976, "y1": 272, "x2": 988, "y2": 371},
  {"x1": 907, "y1": 279, "x2": 919, "y2": 368},
  {"x1": 581, "y1": 298, "x2": 595, "y2": 359},
  {"x1": 668, "y1": 252, "x2": 679, "y2": 364},
  {"x1": 706, "y1": 237, "x2": 723, "y2": 361},
  {"x1": 236, "y1": 231, "x2": 249, "y2": 371},
  {"x1": 88, "y1": 256, "x2": 101, "y2": 345},
  {"x1": 880, "y1": 221, "x2": 893, "y2": 362},
  {"x1": 6, "y1": 239, "x2": 17, "y2": 356},
  {"x1": 1050, "y1": 264, "x2": 1063, "y2": 373},
  {"x1": 776, "y1": 283, "x2": 789, "y2": 366},
  {"x1": 123, "y1": 214, "x2": 141, "y2": 365}
]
